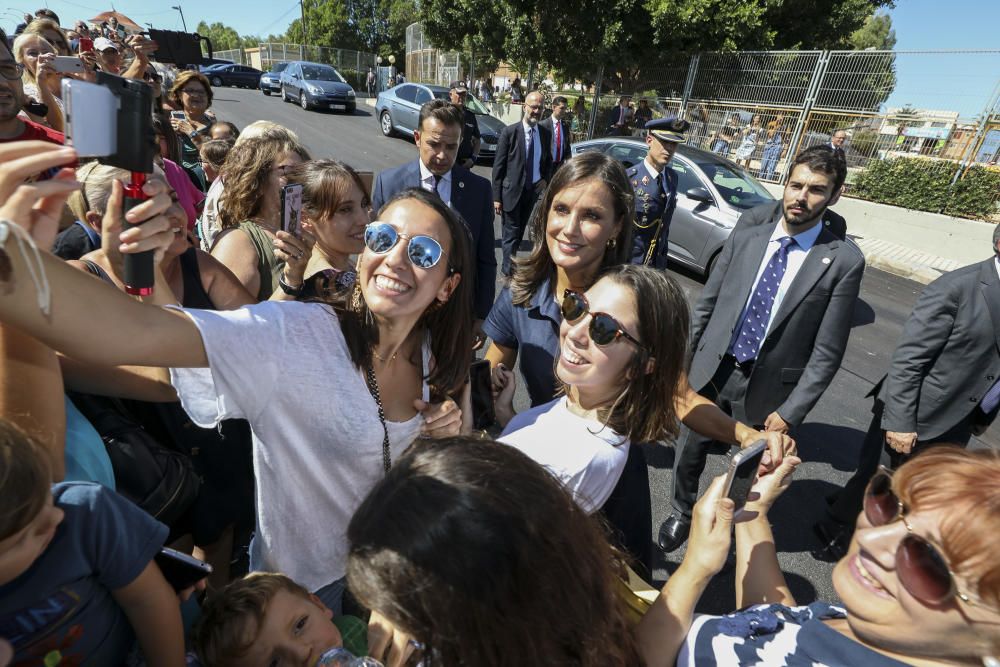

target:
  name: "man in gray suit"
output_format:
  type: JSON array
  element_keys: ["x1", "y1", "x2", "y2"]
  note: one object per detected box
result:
[
  {"x1": 815, "y1": 226, "x2": 1000, "y2": 560},
  {"x1": 659, "y1": 146, "x2": 865, "y2": 552}
]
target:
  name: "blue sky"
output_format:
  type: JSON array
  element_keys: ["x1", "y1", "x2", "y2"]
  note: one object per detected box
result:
[{"x1": 8, "y1": 0, "x2": 999, "y2": 115}]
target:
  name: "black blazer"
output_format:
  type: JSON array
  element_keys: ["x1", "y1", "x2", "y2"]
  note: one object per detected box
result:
[
  {"x1": 879, "y1": 258, "x2": 1000, "y2": 439},
  {"x1": 491, "y1": 121, "x2": 553, "y2": 212},
  {"x1": 688, "y1": 204, "x2": 865, "y2": 426},
  {"x1": 539, "y1": 116, "x2": 571, "y2": 178},
  {"x1": 372, "y1": 160, "x2": 497, "y2": 319}
]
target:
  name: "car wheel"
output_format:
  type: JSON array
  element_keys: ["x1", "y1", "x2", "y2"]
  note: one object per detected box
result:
[
  {"x1": 380, "y1": 111, "x2": 394, "y2": 137},
  {"x1": 211, "y1": 76, "x2": 223, "y2": 87},
  {"x1": 300, "y1": 93, "x2": 310, "y2": 110},
  {"x1": 281, "y1": 87, "x2": 289, "y2": 102}
]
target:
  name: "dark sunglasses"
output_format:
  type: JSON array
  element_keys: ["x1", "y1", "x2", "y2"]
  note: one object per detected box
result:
[
  {"x1": 864, "y1": 468, "x2": 993, "y2": 610},
  {"x1": 561, "y1": 289, "x2": 645, "y2": 351},
  {"x1": 364, "y1": 222, "x2": 449, "y2": 271},
  {"x1": 143, "y1": 71, "x2": 161, "y2": 82}
]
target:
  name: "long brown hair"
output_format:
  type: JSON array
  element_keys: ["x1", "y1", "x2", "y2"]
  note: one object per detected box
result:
[
  {"x1": 335, "y1": 188, "x2": 472, "y2": 397},
  {"x1": 510, "y1": 151, "x2": 634, "y2": 307},
  {"x1": 218, "y1": 136, "x2": 311, "y2": 230},
  {"x1": 346, "y1": 436, "x2": 642, "y2": 666},
  {"x1": 283, "y1": 159, "x2": 370, "y2": 220},
  {"x1": 571, "y1": 265, "x2": 689, "y2": 444}
]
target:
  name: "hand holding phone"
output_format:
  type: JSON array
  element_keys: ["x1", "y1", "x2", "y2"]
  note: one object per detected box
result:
[
  {"x1": 154, "y1": 547, "x2": 213, "y2": 591},
  {"x1": 281, "y1": 183, "x2": 304, "y2": 238},
  {"x1": 52, "y1": 56, "x2": 87, "y2": 74},
  {"x1": 723, "y1": 439, "x2": 767, "y2": 512},
  {"x1": 78, "y1": 36, "x2": 93, "y2": 53}
]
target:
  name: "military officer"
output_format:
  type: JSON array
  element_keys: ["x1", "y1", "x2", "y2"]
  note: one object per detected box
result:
[{"x1": 628, "y1": 116, "x2": 690, "y2": 269}]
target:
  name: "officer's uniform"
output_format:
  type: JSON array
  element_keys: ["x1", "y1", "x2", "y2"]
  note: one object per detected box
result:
[
  {"x1": 450, "y1": 81, "x2": 481, "y2": 165},
  {"x1": 628, "y1": 117, "x2": 689, "y2": 269}
]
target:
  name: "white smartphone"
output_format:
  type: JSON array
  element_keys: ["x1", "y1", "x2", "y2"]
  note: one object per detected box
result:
[
  {"x1": 723, "y1": 439, "x2": 767, "y2": 511},
  {"x1": 62, "y1": 79, "x2": 116, "y2": 157},
  {"x1": 52, "y1": 56, "x2": 86, "y2": 74}
]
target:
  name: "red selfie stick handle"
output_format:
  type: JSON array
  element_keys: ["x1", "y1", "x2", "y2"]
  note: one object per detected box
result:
[{"x1": 123, "y1": 171, "x2": 154, "y2": 296}]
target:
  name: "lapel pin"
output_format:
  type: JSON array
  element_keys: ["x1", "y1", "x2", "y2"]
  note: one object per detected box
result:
[
  {"x1": 458, "y1": 181, "x2": 465, "y2": 188},
  {"x1": 822, "y1": 257, "x2": 831, "y2": 265}
]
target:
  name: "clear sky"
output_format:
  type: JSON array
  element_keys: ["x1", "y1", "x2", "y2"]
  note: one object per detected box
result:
[{"x1": 8, "y1": 0, "x2": 999, "y2": 115}]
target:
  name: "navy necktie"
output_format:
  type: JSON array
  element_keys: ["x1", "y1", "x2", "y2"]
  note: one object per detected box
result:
[
  {"x1": 432, "y1": 174, "x2": 441, "y2": 195},
  {"x1": 731, "y1": 236, "x2": 797, "y2": 363},
  {"x1": 525, "y1": 126, "x2": 535, "y2": 188}
]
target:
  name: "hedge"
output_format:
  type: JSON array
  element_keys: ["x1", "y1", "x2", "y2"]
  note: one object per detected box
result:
[{"x1": 851, "y1": 157, "x2": 1000, "y2": 221}]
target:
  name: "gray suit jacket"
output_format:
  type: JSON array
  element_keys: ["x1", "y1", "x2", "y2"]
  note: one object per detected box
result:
[
  {"x1": 689, "y1": 205, "x2": 865, "y2": 426},
  {"x1": 879, "y1": 258, "x2": 1000, "y2": 439}
]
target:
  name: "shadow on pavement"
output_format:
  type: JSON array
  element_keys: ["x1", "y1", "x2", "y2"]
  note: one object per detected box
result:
[{"x1": 794, "y1": 421, "x2": 866, "y2": 472}]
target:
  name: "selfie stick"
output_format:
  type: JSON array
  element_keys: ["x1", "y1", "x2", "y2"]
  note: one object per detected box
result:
[{"x1": 122, "y1": 171, "x2": 153, "y2": 296}]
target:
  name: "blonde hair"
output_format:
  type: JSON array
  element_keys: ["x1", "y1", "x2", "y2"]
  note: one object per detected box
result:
[
  {"x1": 235, "y1": 120, "x2": 300, "y2": 146},
  {"x1": 194, "y1": 572, "x2": 314, "y2": 667},
  {"x1": 21, "y1": 18, "x2": 70, "y2": 56},
  {"x1": 11, "y1": 32, "x2": 55, "y2": 85}
]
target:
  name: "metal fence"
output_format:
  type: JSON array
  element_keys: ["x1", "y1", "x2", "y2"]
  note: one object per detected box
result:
[{"x1": 405, "y1": 23, "x2": 463, "y2": 87}]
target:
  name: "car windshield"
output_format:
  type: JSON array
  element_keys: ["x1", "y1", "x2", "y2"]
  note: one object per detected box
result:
[
  {"x1": 694, "y1": 159, "x2": 773, "y2": 210},
  {"x1": 465, "y1": 94, "x2": 489, "y2": 114},
  {"x1": 302, "y1": 65, "x2": 344, "y2": 82},
  {"x1": 271, "y1": 63, "x2": 289, "y2": 73}
]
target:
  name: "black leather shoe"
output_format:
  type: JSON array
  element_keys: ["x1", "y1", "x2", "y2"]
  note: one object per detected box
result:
[
  {"x1": 811, "y1": 519, "x2": 850, "y2": 562},
  {"x1": 657, "y1": 515, "x2": 691, "y2": 553}
]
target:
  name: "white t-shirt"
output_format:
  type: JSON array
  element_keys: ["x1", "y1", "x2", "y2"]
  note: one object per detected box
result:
[
  {"x1": 499, "y1": 397, "x2": 629, "y2": 514},
  {"x1": 170, "y1": 301, "x2": 428, "y2": 591}
]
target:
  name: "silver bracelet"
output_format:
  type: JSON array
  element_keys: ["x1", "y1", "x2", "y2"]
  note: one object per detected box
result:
[{"x1": 0, "y1": 219, "x2": 51, "y2": 316}]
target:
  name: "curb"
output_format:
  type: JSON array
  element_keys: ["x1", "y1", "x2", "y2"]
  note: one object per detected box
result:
[{"x1": 863, "y1": 253, "x2": 944, "y2": 285}]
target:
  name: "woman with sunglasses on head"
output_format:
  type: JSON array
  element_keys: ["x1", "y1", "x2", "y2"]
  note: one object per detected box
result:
[
  {"x1": 210, "y1": 135, "x2": 310, "y2": 301},
  {"x1": 11, "y1": 32, "x2": 63, "y2": 131},
  {"x1": 0, "y1": 142, "x2": 472, "y2": 614},
  {"x1": 484, "y1": 152, "x2": 794, "y2": 485},
  {"x1": 675, "y1": 446, "x2": 1000, "y2": 666}
]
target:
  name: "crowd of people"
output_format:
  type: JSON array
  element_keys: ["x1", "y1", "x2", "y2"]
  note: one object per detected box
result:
[{"x1": 0, "y1": 7, "x2": 998, "y2": 667}]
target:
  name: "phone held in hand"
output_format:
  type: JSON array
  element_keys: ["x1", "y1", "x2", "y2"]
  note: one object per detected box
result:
[
  {"x1": 170, "y1": 110, "x2": 186, "y2": 121},
  {"x1": 470, "y1": 359, "x2": 495, "y2": 430},
  {"x1": 281, "y1": 183, "x2": 304, "y2": 237},
  {"x1": 52, "y1": 56, "x2": 87, "y2": 74},
  {"x1": 78, "y1": 37, "x2": 93, "y2": 53},
  {"x1": 154, "y1": 547, "x2": 212, "y2": 591},
  {"x1": 723, "y1": 439, "x2": 767, "y2": 511}
]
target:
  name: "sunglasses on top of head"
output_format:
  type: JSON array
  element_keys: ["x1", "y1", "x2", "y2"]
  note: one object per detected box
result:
[
  {"x1": 363, "y1": 222, "x2": 451, "y2": 272},
  {"x1": 561, "y1": 289, "x2": 646, "y2": 351},
  {"x1": 864, "y1": 467, "x2": 998, "y2": 613}
]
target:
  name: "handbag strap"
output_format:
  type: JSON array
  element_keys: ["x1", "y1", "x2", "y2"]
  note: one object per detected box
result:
[{"x1": 363, "y1": 364, "x2": 392, "y2": 473}]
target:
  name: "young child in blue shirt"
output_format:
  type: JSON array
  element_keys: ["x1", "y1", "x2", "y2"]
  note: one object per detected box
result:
[{"x1": 0, "y1": 418, "x2": 187, "y2": 666}]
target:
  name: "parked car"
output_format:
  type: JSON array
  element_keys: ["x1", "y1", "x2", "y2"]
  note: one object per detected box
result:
[
  {"x1": 198, "y1": 58, "x2": 234, "y2": 71},
  {"x1": 572, "y1": 136, "x2": 775, "y2": 275},
  {"x1": 259, "y1": 62, "x2": 289, "y2": 96},
  {"x1": 205, "y1": 64, "x2": 263, "y2": 88},
  {"x1": 374, "y1": 83, "x2": 505, "y2": 160},
  {"x1": 279, "y1": 61, "x2": 356, "y2": 113}
]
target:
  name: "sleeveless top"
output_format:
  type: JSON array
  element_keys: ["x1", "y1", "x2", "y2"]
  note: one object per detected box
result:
[{"x1": 236, "y1": 220, "x2": 282, "y2": 301}]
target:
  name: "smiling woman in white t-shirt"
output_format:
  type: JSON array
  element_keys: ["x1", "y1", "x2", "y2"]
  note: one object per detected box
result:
[{"x1": 0, "y1": 155, "x2": 474, "y2": 614}]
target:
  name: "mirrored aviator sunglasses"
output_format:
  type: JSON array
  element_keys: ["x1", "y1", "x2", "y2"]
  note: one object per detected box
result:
[
  {"x1": 863, "y1": 468, "x2": 992, "y2": 610},
  {"x1": 560, "y1": 289, "x2": 646, "y2": 350},
  {"x1": 363, "y1": 222, "x2": 448, "y2": 271}
]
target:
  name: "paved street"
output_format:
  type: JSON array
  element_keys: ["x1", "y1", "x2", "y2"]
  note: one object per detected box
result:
[{"x1": 211, "y1": 87, "x2": 999, "y2": 613}]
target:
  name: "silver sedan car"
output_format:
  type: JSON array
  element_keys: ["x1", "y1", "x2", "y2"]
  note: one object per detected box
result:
[{"x1": 572, "y1": 137, "x2": 775, "y2": 275}]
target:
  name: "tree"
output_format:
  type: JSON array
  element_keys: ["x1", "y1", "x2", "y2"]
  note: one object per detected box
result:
[
  {"x1": 848, "y1": 12, "x2": 896, "y2": 50},
  {"x1": 195, "y1": 21, "x2": 244, "y2": 52}
]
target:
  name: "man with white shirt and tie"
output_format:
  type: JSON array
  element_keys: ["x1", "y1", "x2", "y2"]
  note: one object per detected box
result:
[
  {"x1": 492, "y1": 90, "x2": 552, "y2": 276},
  {"x1": 372, "y1": 100, "x2": 496, "y2": 342},
  {"x1": 815, "y1": 224, "x2": 1000, "y2": 561},
  {"x1": 659, "y1": 145, "x2": 865, "y2": 552},
  {"x1": 540, "y1": 95, "x2": 571, "y2": 178}
]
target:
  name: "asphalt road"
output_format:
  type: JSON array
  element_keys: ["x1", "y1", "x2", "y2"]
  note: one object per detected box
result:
[{"x1": 211, "y1": 86, "x2": 999, "y2": 613}]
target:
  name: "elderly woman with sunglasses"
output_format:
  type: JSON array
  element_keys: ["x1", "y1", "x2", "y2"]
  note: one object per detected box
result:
[
  {"x1": 168, "y1": 71, "x2": 216, "y2": 190},
  {"x1": 0, "y1": 141, "x2": 474, "y2": 615},
  {"x1": 672, "y1": 446, "x2": 1000, "y2": 667},
  {"x1": 485, "y1": 152, "x2": 794, "y2": 492}
]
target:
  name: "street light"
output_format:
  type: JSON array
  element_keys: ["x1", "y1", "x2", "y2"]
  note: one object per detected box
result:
[
  {"x1": 171, "y1": 5, "x2": 187, "y2": 32},
  {"x1": 376, "y1": 56, "x2": 382, "y2": 65}
]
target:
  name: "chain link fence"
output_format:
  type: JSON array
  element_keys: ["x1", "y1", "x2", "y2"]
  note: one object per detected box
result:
[{"x1": 405, "y1": 23, "x2": 463, "y2": 87}]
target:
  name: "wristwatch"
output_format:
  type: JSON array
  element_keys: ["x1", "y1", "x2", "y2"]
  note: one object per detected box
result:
[{"x1": 278, "y1": 274, "x2": 303, "y2": 297}]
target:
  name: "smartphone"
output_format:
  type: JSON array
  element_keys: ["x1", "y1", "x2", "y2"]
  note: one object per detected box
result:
[
  {"x1": 723, "y1": 439, "x2": 767, "y2": 511},
  {"x1": 470, "y1": 359, "x2": 495, "y2": 430},
  {"x1": 52, "y1": 56, "x2": 86, "y2": 74},
  {"x1": 154, "y1": 547, "x2": 213, "y2": 591},
  {"x1": 281, "y1": 183, "x2": 304, "y2": 237},
  {"x1": 170, "y1": 110, "x2": 186, "y2": 121},
  {"x1": 78, "y1": 36, "x2": 93, "y2": 53}
]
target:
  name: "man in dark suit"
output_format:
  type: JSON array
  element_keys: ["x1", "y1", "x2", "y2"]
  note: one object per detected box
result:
[
  {"x1": 815, "y1": 227, "x2": 1000, "y2": 560},
  {"x1": 745, "y1": 199, "x2": 848, "y2": 241},
  {"x1": 492, "y1": 90, "x2": 552, "y2": 276},
  {"x1": 540, "y1": 95, "x2": 571, "y2": 178},
  {"x1": 606, "y1": 94, "x2": 633, "y2": 136},
  {"x1": 829, "y1": 129, "x2": 847, "y2": 162},
  {"x1": 373, "y1": 99, "x2": 496, "y2": 343},
  {"x1": 659, "y1": 145, "x2": 865, "y2": 552}
]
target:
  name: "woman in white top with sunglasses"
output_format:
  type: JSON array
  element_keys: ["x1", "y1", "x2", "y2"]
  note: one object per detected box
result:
[{"x1": 0, "y1": 144, "x2": 473, "y2": 613}]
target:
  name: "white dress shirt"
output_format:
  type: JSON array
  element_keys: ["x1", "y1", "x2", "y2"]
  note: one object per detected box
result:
[
  {"x1": 522, "y1": 120, "x2": 542, "y2": 185},
  {"x1": 642, "y1": 157, "x2": 661, "y2": 181},
  {"x1": 418, "y1": 160, "x2": 452, "y2": 207},
  {"x1": 736, "y1": 220, "x2": 824, "y2": 355},
  {"x1": 994, "y1": 256, "x2": 1000, "y2": 282}
]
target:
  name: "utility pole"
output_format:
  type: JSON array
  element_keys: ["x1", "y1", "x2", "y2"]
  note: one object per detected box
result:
[
  {"x1": 171, "y1": 5, "x2": 188, "y2": 32},
  {"x1": 300, "y1": 0, "x2": 307, "y2": 45}
]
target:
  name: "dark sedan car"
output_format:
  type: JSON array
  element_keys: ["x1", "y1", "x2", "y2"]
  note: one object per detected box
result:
[
  {"x1": 375, "y1": 83, "x2": 504, "y2": 159},
  {"x1": 279, "y1": 61, "x2": 356, "y2": 113},
  {"x1": 572, "y1": 136, "x2": 775, "y2": 275},
  {"x1": 205, "y1": 64, "x2": 263, "y2": 89},
  {"x1": 259, "y1": 62, "x2": 289, "y2": 95}
]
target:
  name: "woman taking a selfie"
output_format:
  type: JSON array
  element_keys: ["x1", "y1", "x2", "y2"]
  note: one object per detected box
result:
[
  {"x1": 0, "y1": 141, "x2": 474, "y2": 613},
  {"x1": 168, "y1": 70, "x2": 216, "y2": 190},
  {"x1": 211, "y1": 134, "x2": 310, "y2": 300}
]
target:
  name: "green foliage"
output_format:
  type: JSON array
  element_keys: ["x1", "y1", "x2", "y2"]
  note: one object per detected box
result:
[
  {"x1": 852, "y1": 158, "x2": 1000, "y2": 221},
  {"x1": 848, "y1": 12, "x2": 896, "y2": 50},
  {"x1": 196, "y1": 21, "x2": 257, "y2": 52},
  {"x1": 849, "y1": 129, "x2": 879, "y2": 156}
]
